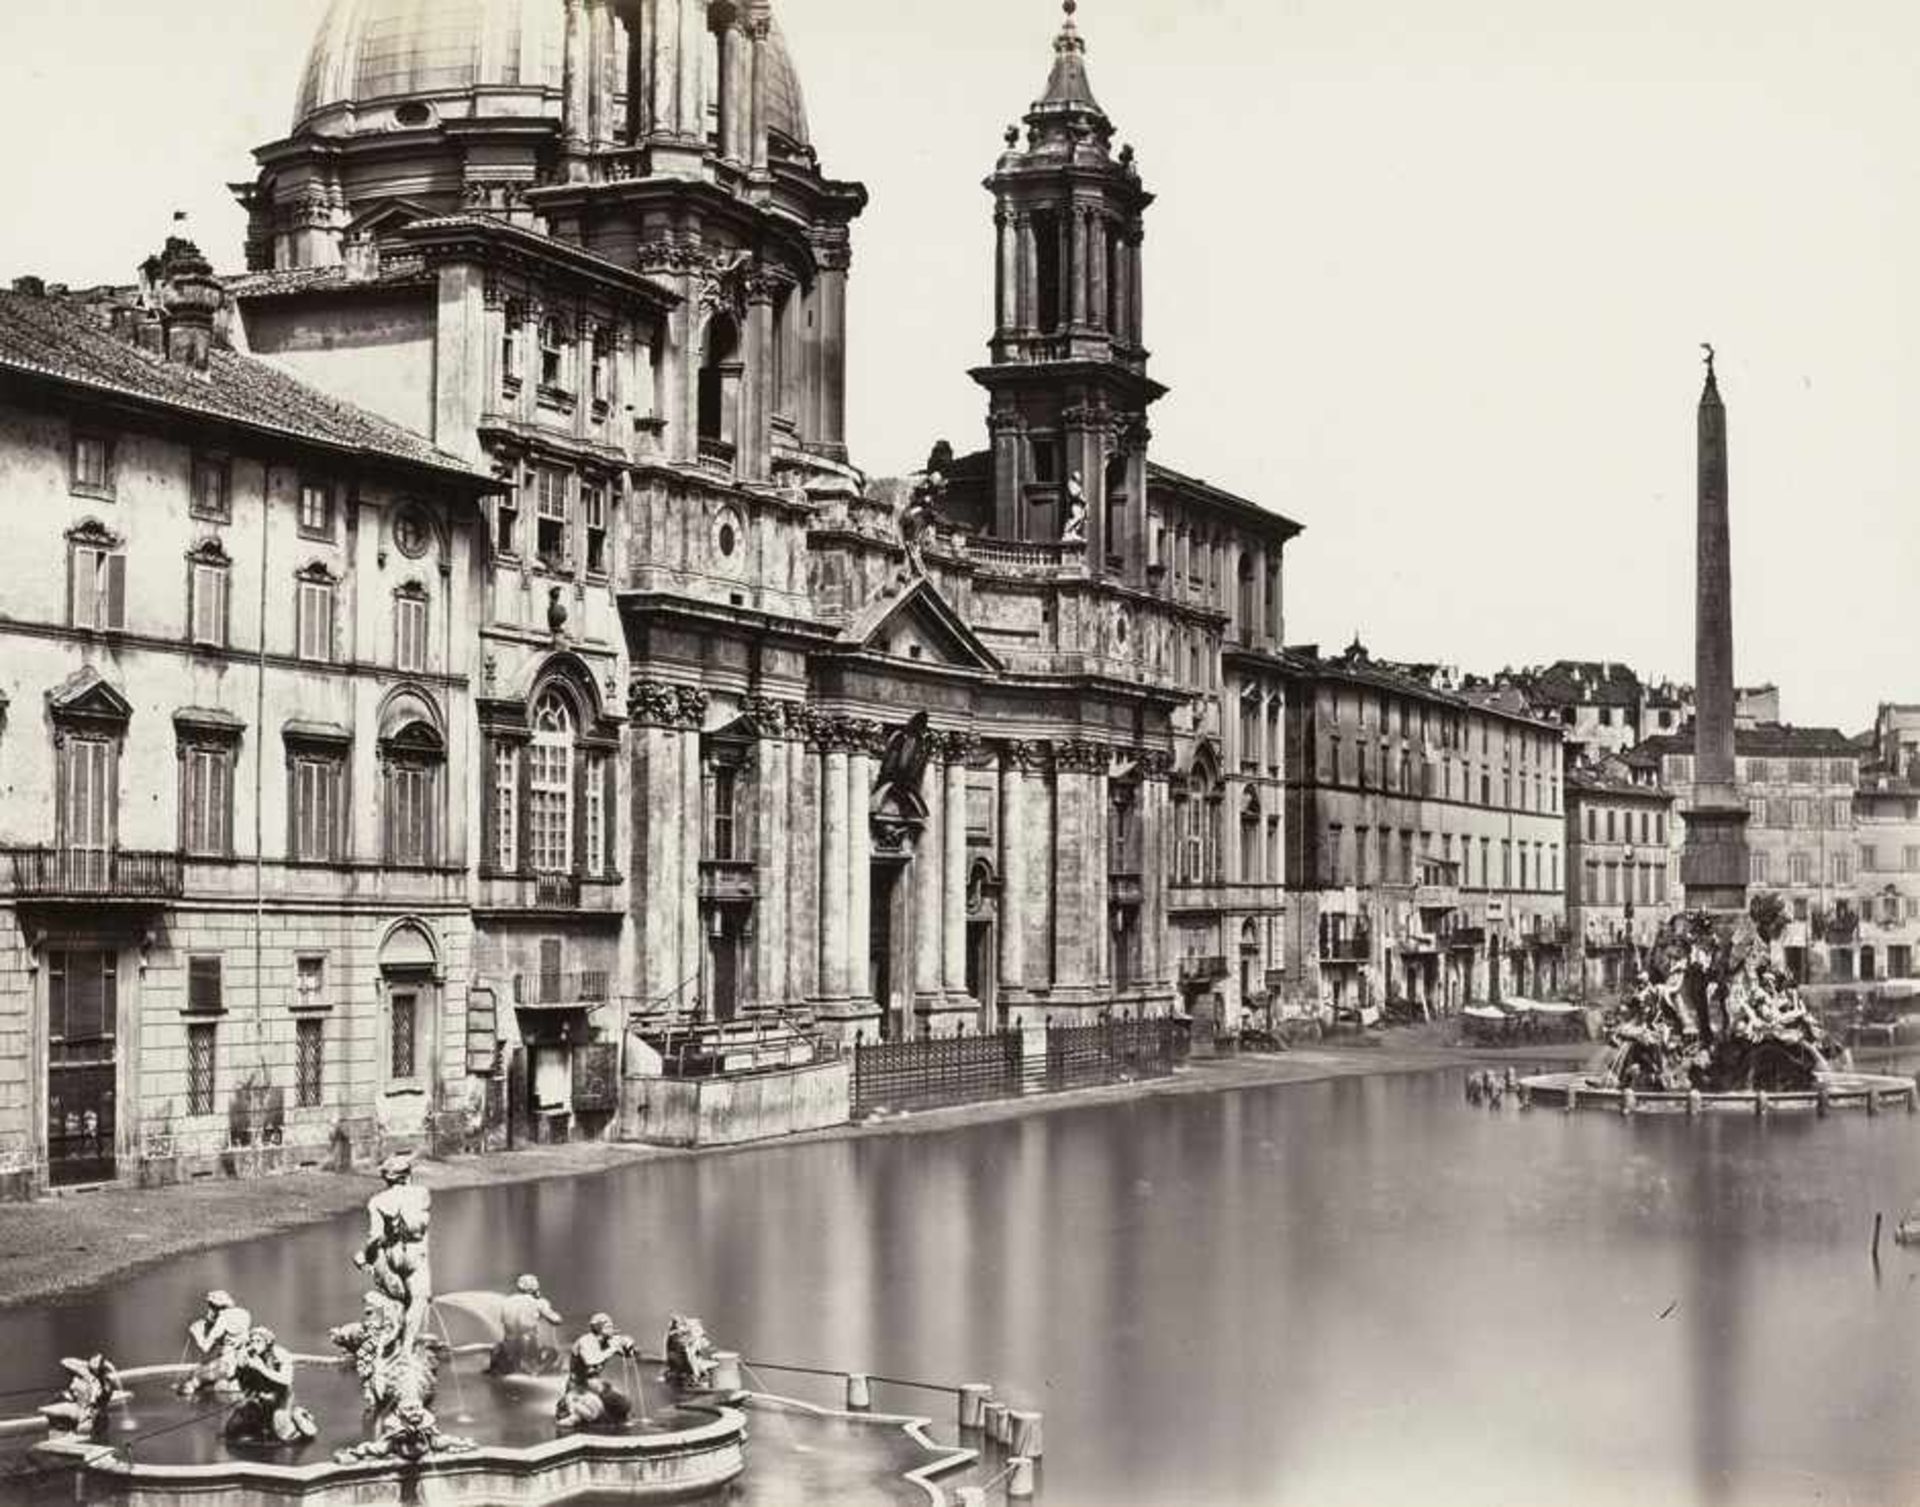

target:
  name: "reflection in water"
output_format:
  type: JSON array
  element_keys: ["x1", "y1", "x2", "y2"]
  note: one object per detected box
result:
[{"x1": 5, "y1": 1070, "x2": 1919, "y2": 1507}]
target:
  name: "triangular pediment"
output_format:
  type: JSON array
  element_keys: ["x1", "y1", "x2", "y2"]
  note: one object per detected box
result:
[
  {"x1": 48, "y1": 668, "x2": 132, "y2": 725},
  {"x1": 847, "y1": 579, "x2": 1002, "y2": 674},
  {"x1": 347, "y1": 197, "x2": 440, "y2": 241}
]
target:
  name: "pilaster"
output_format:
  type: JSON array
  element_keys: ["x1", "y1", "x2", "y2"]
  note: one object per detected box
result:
[{"x1": 943, "y1": 756, "x2": 972, "y2": 1010}]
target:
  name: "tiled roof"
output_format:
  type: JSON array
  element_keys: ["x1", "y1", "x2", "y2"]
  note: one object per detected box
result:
[
  {"x1": 225, "y1": 261, "x2": 433, "y2": 300},
  {"x1": 1520, "y1": 659, "x2": 1643, "y2": 708},
  {"x1": 1633, "y1": 723, "x2": 1859, "y2": 759},
  {"x1": 1147, "y1": 461, "x2": 1304, "y2": 539},
  {"x1": 1567, "y1": 766, "x2": 1671, "y2": 800},
  {"x1": 1303, "y1": 648, "x2": 1560, "y2": 733},
  {"x1": 0, "y1": 289, "x2": 489, "y2": 483}
]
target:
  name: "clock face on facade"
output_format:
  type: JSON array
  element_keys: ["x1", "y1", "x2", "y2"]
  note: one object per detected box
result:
[{"x1": 393, "y1": 508, "x2": 431, "y2": 559}]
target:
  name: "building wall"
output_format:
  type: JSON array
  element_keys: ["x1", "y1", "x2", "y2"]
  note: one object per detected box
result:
[
  {"x1": 1565, "y1": 782, "x2": 1676, "y2": 998},
  {"x1": 0, "y1": 390, "x2": 481, "y2": 1191}
]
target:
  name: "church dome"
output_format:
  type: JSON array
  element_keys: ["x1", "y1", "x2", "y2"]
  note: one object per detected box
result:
[{"x1": 293, "y1": 0, "x2": 810, "y2": 147}]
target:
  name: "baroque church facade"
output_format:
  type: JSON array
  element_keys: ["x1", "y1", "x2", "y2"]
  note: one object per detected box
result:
[
  {"x1": 0, "y1": 0, "x2": 1303, "y2": 1189},
  {"x1": 232, "y1": 0, "x2": 1302, "y2": 1052}
]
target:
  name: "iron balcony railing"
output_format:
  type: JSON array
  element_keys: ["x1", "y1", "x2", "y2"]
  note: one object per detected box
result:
[
  {"x1": 1178, "y1": 954, "x2": 1230, "y2": 983},
  {"x1": 5, "y1": 846, "x2": 183, "y2": 901},
  {"x1": 514, "y1": 970, "x2": 611, "y2": 1007},
  {"x1": 535, "y1": 872, "x2": 582, "y2": 909}
]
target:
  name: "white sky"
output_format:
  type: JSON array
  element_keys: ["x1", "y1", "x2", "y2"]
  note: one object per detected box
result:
[{"x1": 2, "y1": 0, "x2": 1914, "y2": 731}]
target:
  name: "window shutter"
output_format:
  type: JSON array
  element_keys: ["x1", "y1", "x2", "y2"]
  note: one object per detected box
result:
[
  {"x1": 105, "y1": 554, "x2": 126, "y2": 630},
  {"x1": 603, "y1": 753, "x2": 618, "y2": 875},
  {"x1": 572, "y1": 748, "x2": 589, "y2": 876}
]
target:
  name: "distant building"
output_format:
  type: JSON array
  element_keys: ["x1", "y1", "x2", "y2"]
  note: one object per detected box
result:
[
  {"x1": 1868, "y1": 703, "x2": 1920, "y2": 782},
  {"x1": 1852, "y1": 759, "x2": 1920, "y2": 983},
  {"x1": 1631, "y1": 723, "x2": 1862, "y2": 982},
  {"x1": 1564, "y1": 762, "x2": 1677, "y2": 997},
  {"x1": 1505, "y1": 660, "x2": 1691, "y2": 763},
  {"x1": 1281, "y1": 643, "x2": 1568, "y2": 1017}
]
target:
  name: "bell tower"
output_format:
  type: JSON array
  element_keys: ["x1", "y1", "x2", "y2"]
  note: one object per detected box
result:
[{"x1": 971, "y1": 1, "x2": 1165, "y2": 580}]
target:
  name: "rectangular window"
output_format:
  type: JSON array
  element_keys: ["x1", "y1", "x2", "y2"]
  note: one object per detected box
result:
[
  {"x1": 540, "y1": 319, "x2": 567, "y2": 389},
  {"x1": 583, "y1": 483, "x2": 609, "y2": 576},
  {"x1": 59, "y1": 737, "x2": 114, "y2": 860},
  {"x1": 70, "y1": 544, "x2": 126, "y2": 631},
  {"x1": 1747, "y1": 757, "x2": 1769, "y2": 784},
  {"x1": 191, "y1": 454, "x2": 230, "y2": 521},
  {"x1": 296, "y1": 577, "x2": 334, "y2": 662},
  {"x1": 394, "y1": 592, "x2": 428, "y2": 673},
  {"x1": 1654, "y1": 865, "x2": 1667, "y2": 902},
  {"x1": 495, "y1": 495, "x2": 519, "y2": 557},
  {"x1": 535, "y1": 467, "x2": 570, "y2": 569},
  {"x1": 1860, "y1": 844, "x2": 1879, "y2": 873},
  {"x1": 1831, "y1": 853, "x2": 1853, "y2": 885},
  {"x1": 72, "y1": 433, "x2": 114, "y2": 497},
  {"x1": 1604, "y1": 862, "x2": 1619, "y2": 904},
  {"x1": 297, "y1": 480, "x2": 333, "y2": 538},
  {"x1": 295, "y1": 955, "x2": 326, "y2": 1011},
  {"x1": 1831, "y1": 760, "x2": 1853, "y2": 784},
  {"x1": 493, "y1": 742, "x2": 520, "y2": 871},
  {"x1": 1751, "y1": 852, "x2": 1771, "y2": 885},
  {"x1": 1749, "y1": 797, "x2": 1768, "y2": 824},
  {"x1": 529, "y1": 740, "x2": 571, "y2": 873},
  {"x1": 1327, "y1": 823, "x2": 1343, "y2": 886},
  {"x1": 1831, "y1": 798, "x2": 1851, "y2": 827},
  {"x1": 187, "y1": 1021, "x2": 216, "y2": 1116},
  {"x1": 590, "y1": 329, "x2": 612, "y2": 404},
  {"x1": 385, "y1": 762, "x2": 436, "y2": 866},
  {"x1": 180, "y1": 744, "x2": 234, "y2": 857},
  {"x1": 296, "y1": 1017, "x2": 325, "y2": 1109},
  {"x1": 502, "y1": 315, "x2": 522, "y2": 387},
  {"x1": 585, "y1": 752, "x2": 607, "y2": 877},
  {"x1": 190, "y1": 560, "x2": 228, "y2": 647},
  {"x1": 1790, "y1": 798, "x2": 1810, "y2": 827},
  {"x1": 187, "y1": 955, "x2": 224, "y2": 1015},
  {"x1": 1789, "y1": 851, "x2": 1812, "y2": 885},
  {"x1": 389, "y1": 995, "x2": 417, "y2": 1080},
  {"x1": 291, "y1": 753, "x2": 346, "y2": 862},
  {"x1": 1906, "y1": 845, "x2": 1920, "y2": 873}
]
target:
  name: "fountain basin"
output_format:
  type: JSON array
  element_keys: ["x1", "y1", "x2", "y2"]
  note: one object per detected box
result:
[{"x1": 1519, "y1": 1070, "x2": 1918, "y2": 1113}]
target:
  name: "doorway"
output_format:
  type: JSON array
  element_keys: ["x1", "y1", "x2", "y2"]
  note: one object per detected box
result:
[
  {"x1": 870, "y1": 864, "x2": 901, "y2": 1040},
  {"x1": 47, "y1": 949, "x2": 117, "y2": 1187},
  {"x1": 708, "y1": 915, "x2": 743, "y2": 1022}
]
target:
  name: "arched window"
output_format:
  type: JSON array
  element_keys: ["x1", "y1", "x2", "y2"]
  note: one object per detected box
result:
[
  {"x1": 698, "y1": 315, "x2": 740, "y2": 451},
  {"x1": 529, "y1": 690, "x2": 575, "y2": 874}
]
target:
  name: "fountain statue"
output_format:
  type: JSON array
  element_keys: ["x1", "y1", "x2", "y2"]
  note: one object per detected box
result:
[
  {"x1": 223, "y1": 1328, "x2": 318, "y2": 1447},
  {"x1": 663, "y1": 1315, "x2": 719, "y2": 1391},
  {"x1": 1594, "y1": 912, "x2": 1833, "y2": 1093},
  {"x1": 555, "y1": 1314, "x2": 640, "y2": 1431},
  {"x1": 490, "y1": 1274, "x2": 564, "y2": 1377},
  {"x1": 40, "y1": 1356, "x2": 121, "y2": 1439},
  {"x1": 353, "y1": 1152, "x2": 434, "y2": 1352},
  {"x1": 175, "y1": 1289, "x2": 252, "y2": 1396}
]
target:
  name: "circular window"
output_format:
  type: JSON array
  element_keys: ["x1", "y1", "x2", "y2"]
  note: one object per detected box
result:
[
  {"x1": 713, "y1": 507, "x2": 745, "y2": 573},
  {"x1": 394, "y1": 101, "x2": 434, "y2": 128},
  {"x1": 719, "y1": 522, "x2": 737, "y2": 558},
  {"x1": 1114, "y1": 608, "x2": 1130, "y2": 646},
  {"x1": 393, "y1": 507, "x2": 432, "y2": 559}
]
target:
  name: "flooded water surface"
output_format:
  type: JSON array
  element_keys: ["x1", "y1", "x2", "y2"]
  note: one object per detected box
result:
[{"x1": 6, "y1": 1066, "x2": 1920, "y2": 1507}]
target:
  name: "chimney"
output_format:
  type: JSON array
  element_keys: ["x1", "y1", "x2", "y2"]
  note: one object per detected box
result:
[
  {"x1": 10, "y1": 275, "x2": 46, "y2": 297},
  {"x1": 155, "y1": 236, "x2": 223, "y2": 373}
]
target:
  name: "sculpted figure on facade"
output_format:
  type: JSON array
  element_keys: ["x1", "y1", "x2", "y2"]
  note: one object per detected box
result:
[
  {"x1": 629, "y1": 677, "x2": 710, "y2": 730},
  {"x1": 1061, "y1": 472, "x2": 1088, "y2": 542}
]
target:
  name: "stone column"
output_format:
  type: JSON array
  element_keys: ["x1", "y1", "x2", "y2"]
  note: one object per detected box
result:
[
  {"x1": 749, "y1": 706, "x2": 789, "y2": 1011},
  {"x1": 913, "y1": 772, "x2": 943, "y2": 1014},
  {"x1": 1128, "y1": 229, "x2": 1144, "y2": 349},
  {"x1": 819, "y1": 746, "x2": 849, "y2": 1001},
  {"x1": 561, "y1": 0, "x2": 589, "y2": 163},
  {"x1": 716, "y1": 19, "x2": 740, "y2": 160},
  {"x1": 847, "y1": 747, "x2": 875, "y2": 1013},
  {"x1": 1018, "y1": 214, "x2": 1038, "y2": 332},
  {"x1": 585, "y1": 0, "x2": 611, "y2": 147},
  {"x1": 680, "y1": 719, "x2": 705, "y2": 1015},
  {"x1": 994, "y1": 210, "x2": 1014, "y2": 345},
  {"x1": 740, "y1": 280, "x2": 775, "y2": 482},
  {"x1": 636, "y1": 724, "x2": 683, "y2": 1005},
  {"x1": 1027, "y1": 750, "x2": 1057, "y2": 995},
  {"x1": 677, "y1": 0, "x2": 705, "y2": 140},
  {"x1": 998, "y1": 746, "x2": 1028, "y2": 999},
  {"x1": 648, "y1": 0, "x2": 678, "y2": 135},
  {"x1": 1069, "y1": 204, "x2": 1088, "y2": 328},
  {"x1": 619, "y1": 0, "x2": 646, "y2": 141},
  {"x1": 943, "y1": 756, "x2": 971, "y2": 1006},
  {"x1": 748, "y1": 19, "x2": 770, "y2": 172},
  {"x1": 1089, "y1": 212, "x2": 1109, "y2": 332},
  {"x1": 1141, "y1": 762, "x2": 1170, "y2": 998},
  {"x1": 791, "y1": 737, "x2": 820, "y2": 1009},
  {"x1": 1051, "y1": 742, "x2": 1108, "y2": 1011},
  {"x1": 989, "y1": 411, "x2": 1024, "y2": 560},
  {"x1": 817, "y1": 244, "x2": 849, "y2": 459}
]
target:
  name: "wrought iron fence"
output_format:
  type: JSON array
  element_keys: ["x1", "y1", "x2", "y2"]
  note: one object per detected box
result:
[
  {"x1": 5, "y1": 845, "x2": 183, "y2": 899},
  {"x1": 851, "y1": 1017, "x2": 1185, "y2": 1117},
  {"x1": 852, "y1": 1028, "x2": 1027, "y2": 1116}
]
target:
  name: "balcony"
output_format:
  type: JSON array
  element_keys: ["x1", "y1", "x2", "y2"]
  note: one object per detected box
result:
[
  {"x1": 697, "y1": 436, "x2": 737, "y2": 473},
  {"x1": 1178, "y1": 954, "x2": 1230, "y2": 984},
  {"x1": 1413, "y1": 883, "x2": 1462, "y2": 914},
  {"x1": 1318, "y1": 937, "x2": 1370, "y2": 964},
  {"x1": 514, "y1": 971, "x2": 611, "y2": 1008},
  {"x1": 475, "y1": 869, "x2": 622, "y2": 919},
  {"x1": 698, "y1": 859, "x2": 758, "y2": 905},
  {"x1": 5, "y1": 847, "x2": 182, "y2": 903}
]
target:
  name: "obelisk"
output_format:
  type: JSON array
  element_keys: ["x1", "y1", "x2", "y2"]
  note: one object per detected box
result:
[{"x1": 1679, "y1": 345, "x2": 1749, "y2": 913}]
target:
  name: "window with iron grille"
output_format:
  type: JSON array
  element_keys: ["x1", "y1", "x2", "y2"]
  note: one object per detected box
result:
[
  {"x1": 181, "y1": 744, "x2": 234, "y2": 857},
  {"x1": 296, "y1": 1017, "x2": 325, "y2": 1108},
  {"x1": 390, "y1": 995, "x2": 417, "y2": 1080},
  {"x1": 49, "y1": 951, "x2": 116, "y2": 1057},
  {"x1": 191, "y1": 454, "x2": 230, "y2": 521},
  {"x1": 187, "y1": 1022, "x2": 217, "y2": 1115}
]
